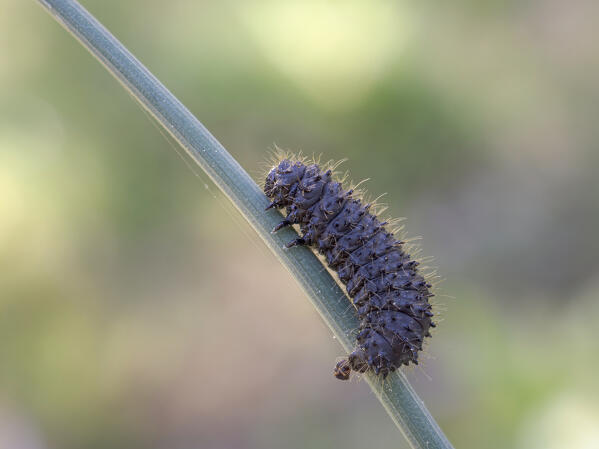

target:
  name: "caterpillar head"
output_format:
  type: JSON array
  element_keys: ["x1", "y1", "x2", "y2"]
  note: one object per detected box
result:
[{"x1": 264, "y1": 159, "x2": 307, "y2": 208}]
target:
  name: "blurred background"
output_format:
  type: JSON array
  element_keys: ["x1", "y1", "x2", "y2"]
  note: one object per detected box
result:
[{"x1": 2, "y1": 0, "x2": 599, "y2": 448}]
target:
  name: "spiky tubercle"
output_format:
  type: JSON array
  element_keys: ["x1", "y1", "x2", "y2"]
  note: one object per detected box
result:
[{"x1": 264, "y1": 159, "x2": 435, "y2": 380}]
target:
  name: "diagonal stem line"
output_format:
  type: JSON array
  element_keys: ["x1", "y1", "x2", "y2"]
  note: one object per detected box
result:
[{"x1": 35, "y1": 1, "x2": 454, "y2": 448}]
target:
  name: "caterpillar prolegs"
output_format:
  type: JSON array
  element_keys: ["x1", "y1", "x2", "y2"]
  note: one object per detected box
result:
[{"x1": 264, "y1": 158, "x2": 435, "y2": 380}]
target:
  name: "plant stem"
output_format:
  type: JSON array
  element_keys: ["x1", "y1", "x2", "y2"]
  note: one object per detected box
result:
[{"x1": 36, "y1": 1, "x2": 454, "y2": 447}]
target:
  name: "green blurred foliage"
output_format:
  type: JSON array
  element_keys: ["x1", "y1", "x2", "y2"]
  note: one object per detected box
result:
[{"x1": 1, "y1": 1, "x2": 599, "y2": 448}]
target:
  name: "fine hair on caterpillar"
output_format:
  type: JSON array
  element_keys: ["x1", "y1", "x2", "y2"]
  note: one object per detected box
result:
[{"x1": 263, "y1": 151, "x2": 436, "y2": 381}]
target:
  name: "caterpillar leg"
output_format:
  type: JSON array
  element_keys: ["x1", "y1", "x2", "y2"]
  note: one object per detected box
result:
[
  {"x1": 271, "y1": 219, "x2": 291, "y2": 233},
  {"x1": 285, "y1": 237, "x2": 306, "y2": 249}
]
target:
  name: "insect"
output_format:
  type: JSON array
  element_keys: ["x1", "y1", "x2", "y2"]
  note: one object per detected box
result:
[{"x1": 264, "y1": 157, "x2": 435, "y2": 380}]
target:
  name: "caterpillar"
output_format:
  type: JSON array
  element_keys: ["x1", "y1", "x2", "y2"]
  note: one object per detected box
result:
[{"x1": 264, "y1": 157, "x2": 435, "y2": 380}]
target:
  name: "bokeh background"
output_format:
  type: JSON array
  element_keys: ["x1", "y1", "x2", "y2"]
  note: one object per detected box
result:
[{"x1": 2, "y1": 1, "x2": 599, "y2": 448}]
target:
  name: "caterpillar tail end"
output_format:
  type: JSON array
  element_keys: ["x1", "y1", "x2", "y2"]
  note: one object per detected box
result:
[
  {"x1": 334, "y1": 350, "x2": 369, "y2": 381},
  {"x1": 334, "y1": 359, "x2": 352, "y2": 381}
]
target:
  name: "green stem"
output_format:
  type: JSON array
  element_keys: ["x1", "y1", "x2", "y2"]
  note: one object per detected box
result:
[{"x1": 36, "y1": 1, "x2": 454, "y2": 447}]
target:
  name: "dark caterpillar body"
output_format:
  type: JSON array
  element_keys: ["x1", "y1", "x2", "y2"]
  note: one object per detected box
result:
[{"x1": 264, "y1": 159, "x2": 435, "y2": 380}]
